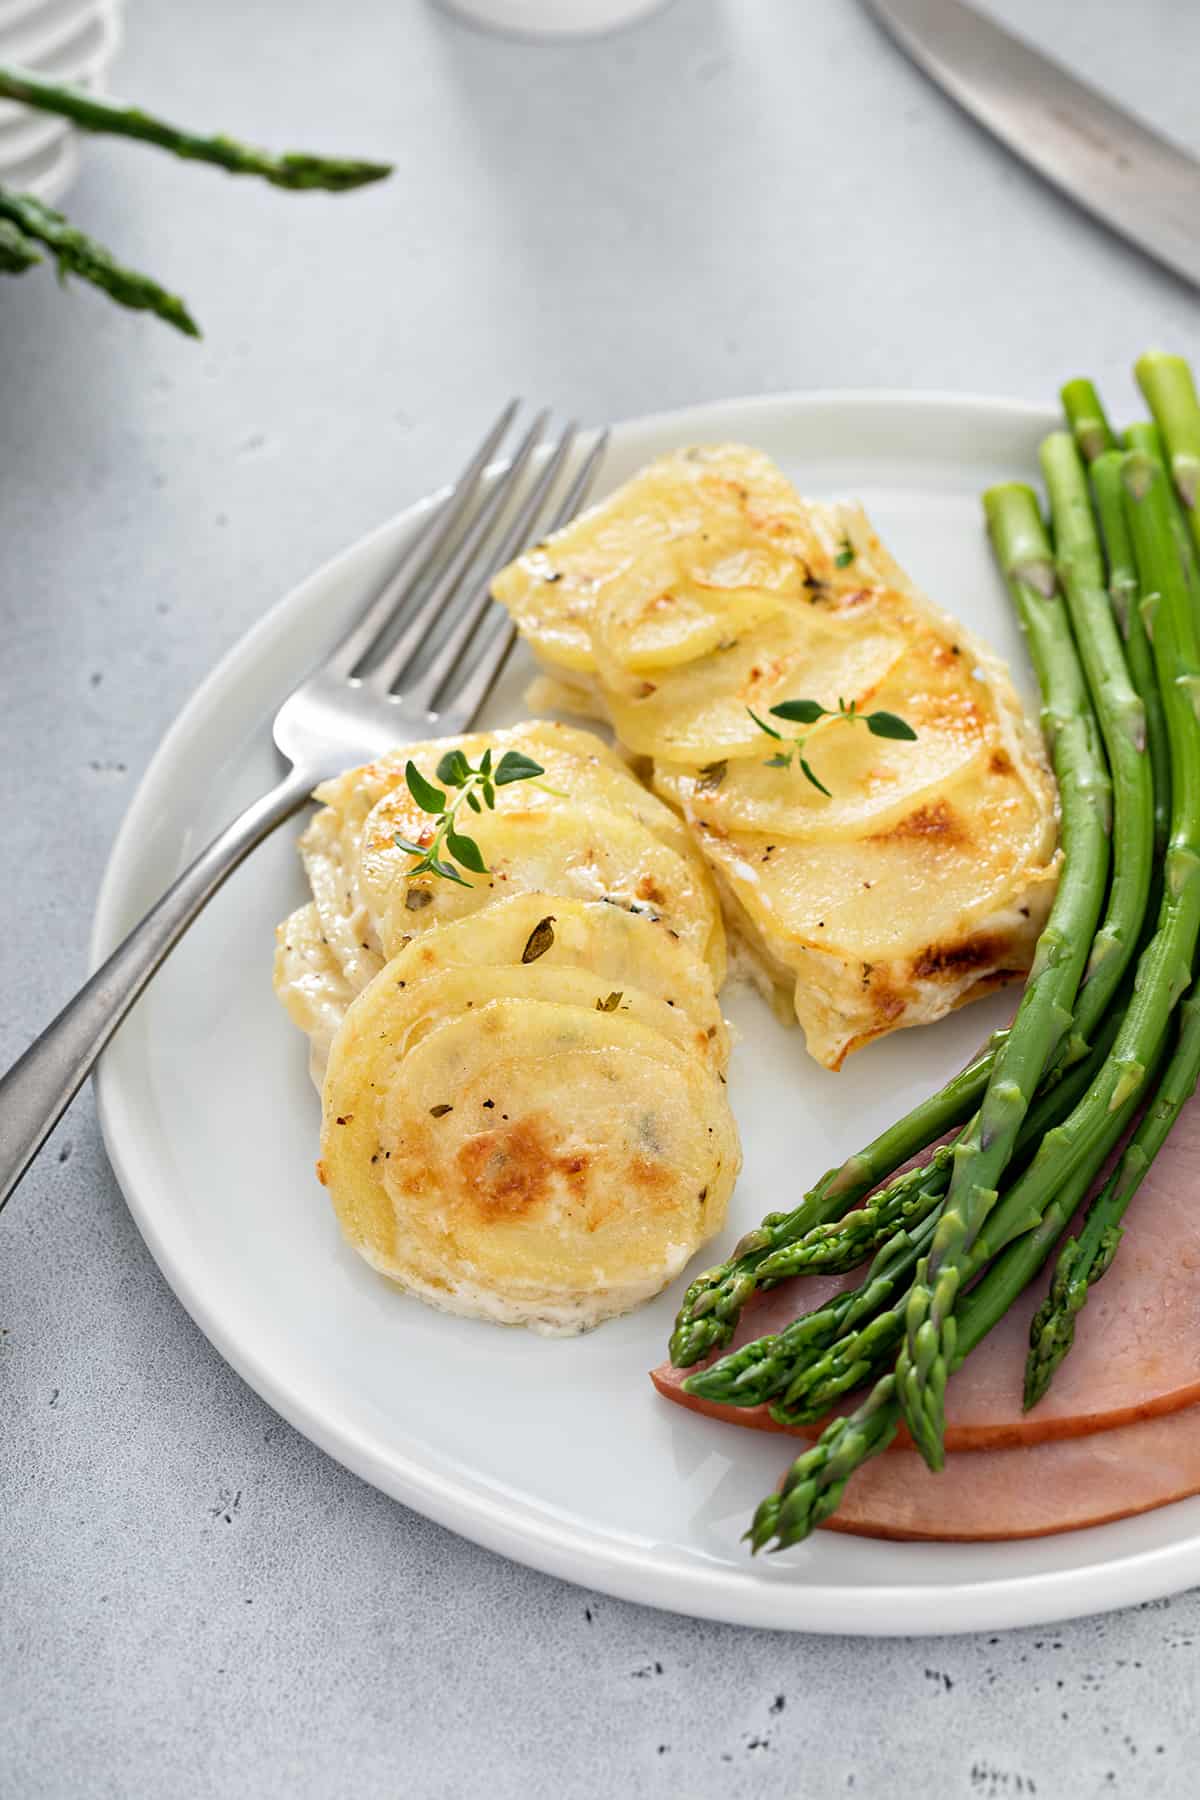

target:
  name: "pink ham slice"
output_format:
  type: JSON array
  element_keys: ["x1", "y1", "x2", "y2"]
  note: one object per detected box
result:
[
  {"x1": 821, "y1": 1405, "x2": 1200, "y2": 1539},
  {"x1": 651, "y1": 1089, "x2": 1200, "y2": 1450}
]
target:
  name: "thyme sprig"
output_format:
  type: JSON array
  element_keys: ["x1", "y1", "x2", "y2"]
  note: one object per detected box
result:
[
  {"x1": 394, "y1": 747, "x2": 547, "y2": 886},
  {"x1": 747, "y1": 697, "x2": 917, "y2": 796}
]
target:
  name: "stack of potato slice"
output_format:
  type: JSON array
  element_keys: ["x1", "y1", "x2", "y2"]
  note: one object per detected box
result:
[
  {"x1": 491, "y1": 445, "x2": 1061, "y2": 1068},
  {"x1": 274, "y1": 722, "x2": 740, "y2": 1334}
]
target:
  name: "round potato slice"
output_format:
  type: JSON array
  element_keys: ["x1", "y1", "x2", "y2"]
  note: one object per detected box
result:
[
  {"x1": 695, "y1": 777, "x2": 1058, "y2": 1067},
  {"x1": 652, "y1": 630, "x2": 1014, "y2": 842},
  {"x1": 590, "y1": 573, "x2": 791, "y2": 692},
  {"x1": 300, "y1": 719, "x2": 701, "y2": 986},
  {"x1": 378, "y1": 892, "x2": 727, "y2": 1047},
  {"x1": 604, "y1": 606, "x2": 913, "y2": 763},
  {"x1": 489, "y1": 447, "x2": 886, "y2": 682},
  {"x1": 320, "y1": 996, "x2": 740, "y2": 1333},
  {"x1": 702, "y1": 778, "x2": 1058, "y2": 962},
  {"x1": 339, "y1": 961, "x2": 725, "y2": 1074},
  {"x1": 310, "y1": 719, "x2": 630, "y2": 823},
  {"x1": 357, "y1": 791, "x2": 725, "y2": 985}
]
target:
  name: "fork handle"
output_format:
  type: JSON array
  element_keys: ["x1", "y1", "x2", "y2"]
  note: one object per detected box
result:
[{"x1": 0, "y1": 767, "x2": 313, "y2": 1216}]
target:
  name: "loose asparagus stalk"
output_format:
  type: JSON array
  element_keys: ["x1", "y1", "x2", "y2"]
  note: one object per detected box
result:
[
  {"x1": 1025, "y1": 983, "x2": 1200, "y2": 1408},
  {"x1": 686, "y1": 1011, "x2": 1117, "y2": 1414},
  {"x1": 1061, "y1": 377, "x2": 1119, "y2": 464},
  {"x1": 1040, "y1": 433, "x2": 1153, "y2": 1007},
  {"x1": 1093, "y1": 450, "x2": 1172, "y2": 854},
  {"x1": 895, "y1": 485, "x2": 1113, "y2": 1470},
  {"x1": 667, "y1": 1028, "x2": 1006, "y2": 1365},
  {"x1": 0, "y1": 66, "x2": 391, "y2": 191},
  {"x1": 0, "y1": 216, "x2": 39, "y2": 271},
  {"x1": 0, "y1": 188, "x2": 198, "y2": 335},
  {"x1": 750, "y1": 1034, "x2": 1162, "y2": 1553}
]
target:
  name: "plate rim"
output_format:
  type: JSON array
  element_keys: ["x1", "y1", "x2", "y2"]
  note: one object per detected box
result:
[{"x1": 92, "y1": 386, "x2": 1200, "y2": 1635}]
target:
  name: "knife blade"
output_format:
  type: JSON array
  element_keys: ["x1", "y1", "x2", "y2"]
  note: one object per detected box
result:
[{"x1": 864, "y1": 0, "x2": 1200, "y2": 291}]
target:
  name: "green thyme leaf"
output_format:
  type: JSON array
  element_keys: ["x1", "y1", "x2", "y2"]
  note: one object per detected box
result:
[
  {"x1": 765, "y1": 752, "x2": 793, "y2": 769},
  {"x1": 745, "y1": 705, "x2": 782, "y2": 741},
  {"x1": 799, "y1": 757, "x2": 832, "y2": 797},
  {"x1": 429, "y1": 856, "x2": 472, "y2": 887},
  {"x1": 405, "y1": 760, "x2": 446, "y2": 813},
  {"x1": 446, "y1": 828, "x2": 488, "y2": 874},
  {"x1": 866, "y1": 710, "x2": 919, "y2": 741},
  {"x1": 769, "y1": 698, "x2": 825, "y2": 725},
  {"x1": 494, "y1": 750, "x2": 545, "y2": 786},
  {"x1": 436, "y1": 748, "x2": 472, "y2": 787},
  {"x1": 834, "y1": 535, "x2": 855, "y2": 568},
  {"x1": 391, "y1": 742, "x2": 559, "y2": 890}
]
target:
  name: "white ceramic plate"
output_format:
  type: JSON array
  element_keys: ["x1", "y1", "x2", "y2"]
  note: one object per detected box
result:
[{"x1": 92, "y1": 391, "x2": 1200, "y2": 1636}]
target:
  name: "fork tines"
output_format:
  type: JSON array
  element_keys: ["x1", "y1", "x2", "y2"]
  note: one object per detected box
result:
[{"x1": 335, "y1": 404, "x2": 608, "y2": 725}]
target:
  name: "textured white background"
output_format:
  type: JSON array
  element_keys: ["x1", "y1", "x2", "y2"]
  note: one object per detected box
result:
[{"x1": 4, "y1": 1, "x2": 1200, "y2": 1793}]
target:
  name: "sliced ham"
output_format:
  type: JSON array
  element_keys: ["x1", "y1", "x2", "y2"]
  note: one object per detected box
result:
[
  {"x1": 652, "y1": 1089, "x2": 1200, "y2": 1450},
  {"x1": 821, "y1": 1404, "x2": 1200, "y2": 1540}
]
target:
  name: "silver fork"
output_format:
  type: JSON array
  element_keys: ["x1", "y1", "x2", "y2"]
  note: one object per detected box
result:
[{"x1": 0, "y1": 404, "x2": 608, "y2": 1214}]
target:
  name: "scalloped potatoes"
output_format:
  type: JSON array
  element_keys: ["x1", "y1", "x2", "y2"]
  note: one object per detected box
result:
[
  {"x1": 274, "y1": 728, "x2": 739, "y2": 1333},
  {"x1": 492, "y1": 445, "x2": 1060, "y2": 1068}
]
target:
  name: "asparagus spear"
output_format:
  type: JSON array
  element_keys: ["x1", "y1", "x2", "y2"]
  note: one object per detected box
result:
[
  {"x1": 894, "y1": 485, "x2": 1113, "y2": 1471},
  {"x1": 1136, "y1": 352, "x2": 1200, "y2": 525},
  {"x1": 1126, "y1": 418, "x2": 1200, "y2": 602},
  {"x1": 1061, "y1": 377, "x2": 1119, "y2": 464},
  {"x1": 1025, "y1": 984, "x2": 1200, "y2": 1407},
  {"x1": 1093, "y1": 451, "x2": 1172, "y2": 854},
  {"x1": 688, "y1": 1003, "x2": 1119, "y2": 1418},
  {"x1": 0, "y1": 216, "x2": 39, "y2": 271},
  {"x1": 1040, "y1": 433, "x2": 1153, "y2": 1006},
  {"x1": 751, "y1": 1146, "x2": 954, "y2": 1283},
  {"x1": 0, "y1": 188, "x2": 198, "y2": 335},
  {"x1": 684, "y1": 1212, "x2": 940, "y2": 1411},
  {"x1": 0, "y1": 66, "x2": 391, "y2": 191}
]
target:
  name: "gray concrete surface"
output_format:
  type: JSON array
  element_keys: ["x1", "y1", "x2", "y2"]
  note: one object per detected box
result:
[{"x1": 4, "y1": 1, "x2": 1200, "y2": 1793}]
